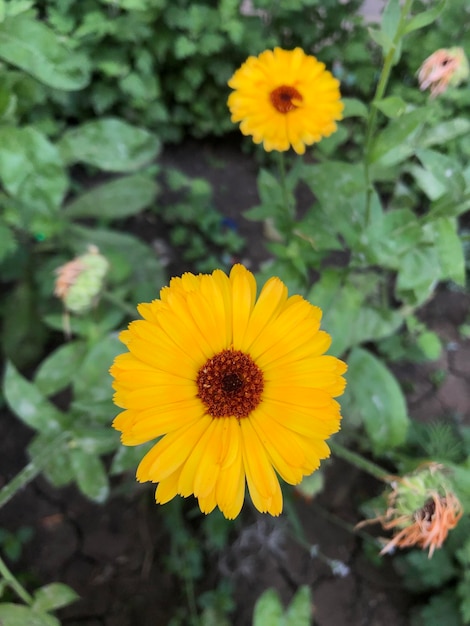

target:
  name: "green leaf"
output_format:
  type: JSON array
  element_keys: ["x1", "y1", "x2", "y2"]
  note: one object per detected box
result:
[
  {"x1": 3, "y1": 362, "x2": 68, "y2": 434},
  {"x1": 0, "y1": 126, "x2": 67, "y2": 236},
  {"x1": 397, "y1": 549, "x2": 456, "y2": 592},
  {"x1": 343, "y1": 348, "x2": 409, "y2": 454},
  {"x1": 0, "y1": 223, "x2": 16, "y2": 261},
  {"x1": 380, "y1": 0, "x2": 401, "y2": 52},
  {"x1": 285, "y1": 586, "x2": 312, "y2": 626},
  {"x1": 403, "y1": 0, "x2": 447, "y2": 34},
  {"x1": 72, "y1": 334, "x2": 123, "y2": 404},
  {"x1": 34, "y1": 341, "x2": 87, "y2": 397},
  {"x1": 433, "y1": 217, "x2": 465, "y2": 285},
  {"x1": 396, "y1": 245, "x2": 441, "y2": 303},
  {"x1": 0, "y1": 605, "x2": 60, "y2": 626},
  {"x1": 110, "y1": 442, "x2": 153, "y2": 475},
  {"x1": 0, "y1": 13, "x2": 89, "y2": 89},
  {"x1": 253, "y1": 589, "x2": 283, "y2": 626},
  {"x1": 413, "y1": 591, "x2": 462, "y2": 626},
  {"x1": 64, "y1": 174, "x2": 159, "y2": 219},
  {"x1": 72, "y1": 426, "x2": 119, "y2": 455},
  {"x1": 341, "y1": 97, "x2": 368, "y2": 118},
  {"x1": 32, "y1": 583, "x2": 79, "y2": 613},
  {"x1": 69, "y1": 448, "x2": 109, "y2": 502},
  {"x1": 420, "y1": 117, "x2": 470, "y2": 148},
  {"x1": 28, "y1": 435, "x2": 75, "y2": 488},
  {"x1": 59, "y1": 118, "x2": 160, "y2": 172},
  {"x1": 308, "y1": 270, "x2": 403, "y2": 356},
  {"x1": 415, "y1": 148, "x2": 465, "y2": 201},
  {"x1": 369, "y1": 109, "x2": 425, "y2": 168},
  {"x1": 416, "y1": 331, "x2": 442, "y2": 360},
  {"x1": 373, "y1": 95, "x2": 407, "y2": 118}
]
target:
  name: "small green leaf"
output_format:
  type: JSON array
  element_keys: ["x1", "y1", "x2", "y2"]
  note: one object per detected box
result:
[
  {"x1": 343, "y1": 348, "x2": 409, "y2": 454},
  {"x1": 4, "y1": 362, "x2": 67, "y2": 434},
  {"x1": 28, "y1": 435, "x2": 75, "y2": 487},
  {"x1": 59, "y1": 118, "x2": 160, "y2": 172},
  {"x1": 253, "y1": 589, "x2": 283, "y2": 626},
  {"x1": 34, "y1": 341, "x2": 87, "y2": 397},
  {"x1": 285, "y1": 586, "x2": 312, "y2": 626},
  {"x1": 373, "y1": 95, "x2": 407, "y2": 118},
  {"x1": 70, "y1": 448, "x2": 109, "y2": 502},
  {"x1": 64, "y1": 174, "x2": 159, "y2": 219},
  {"x1": 416, "y1": 331, "x2": 442, "y2": 360},
  {"x1": 380, "y1": 0, "x2": 401, "y2": 52},
  {"x1": 403, "y1": 0, "x2": 447, "y2": 34},
  {"x1": 32, "y1": 583, "x2": 79, "y2": 613},
  {"x1": 73, "y1": 334, "x2": 123, "y2": 402},
  {"x1": 0, "y1": 604, "x2": 60, "y2": 626},
  {"x1": 341, "y1": 97, "x2": 368, "y2": 118},
  {"x1": 420, "y1": 117, "x2": 470, "y2": 148},
  {"x1": 0, "y1": 13, "x2": 89, "y2": 90}
]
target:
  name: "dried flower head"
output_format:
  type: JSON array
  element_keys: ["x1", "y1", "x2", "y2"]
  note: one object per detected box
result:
[
  {"x1": 54, "y1": 245, "x2": 109, "y2": 314},
  {"x1": 359, "y1": 463, "x2": 463, "y2": 558},
  {"x1": 417, "y1": 47, "x2": 469, "y2": 97}
]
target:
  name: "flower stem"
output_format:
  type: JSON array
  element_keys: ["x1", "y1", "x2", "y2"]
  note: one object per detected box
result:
[
  {"x1": 0, "y1": 432, "x2": 70, "y2": 510},
  {"x1": 364, "y1": 0, "x2": 414, "y2": 219},
  {"x1": 0, "y1": 555, "x2": 34, "y2": 605},
  {"x1": 330, "y1": 441, "x2": 390, "y2": 482},
  {"x1": 277, "y1": 151, "x2": 294, "y2": 217}
]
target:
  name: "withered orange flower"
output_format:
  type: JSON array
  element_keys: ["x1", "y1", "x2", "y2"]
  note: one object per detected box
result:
[{"x1": 378, "y1": 489, "x2": 462, "y2": 558}]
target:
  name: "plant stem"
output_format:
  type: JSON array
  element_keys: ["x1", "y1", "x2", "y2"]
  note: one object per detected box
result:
[
  {"x1": 276, "y1": 151, "x2": 294, "y2": 217},
  {"x1": 330, "y1": 441, "x2": 390, "y2": 482},
  {"x1": 0, "y1": 432, "x2": 70, "y2": 510},
  {"x1": 0, "y1": 555, "x2": 34, "y2": 605},
  {"x1": 364, "y1": 0, "x2": 414, "y2": 218}
]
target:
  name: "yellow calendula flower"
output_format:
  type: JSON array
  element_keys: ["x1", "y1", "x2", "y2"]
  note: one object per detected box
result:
[
  {"x1": 227, "y1": 47, "x2": 343, "y2": 155},
  {"x1": 111, "y1": 264, "x2": 347, "y2": 519}
]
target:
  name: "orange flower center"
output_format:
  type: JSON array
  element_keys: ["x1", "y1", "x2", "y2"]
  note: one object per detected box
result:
[
  {"x1": 270, "y1": 85, "x2": 303, "y2": 114},
  {"x1": 197, "y1": 349, "x2": 264, "y2": 418}
]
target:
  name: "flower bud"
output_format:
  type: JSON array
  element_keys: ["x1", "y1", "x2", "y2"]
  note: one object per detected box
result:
[
  {"x1": 417, "y1": 47, "x2": 469, "y2": 97},
  {"x1": 54, "y1": 245, "x2": 109, "y2": 314}
]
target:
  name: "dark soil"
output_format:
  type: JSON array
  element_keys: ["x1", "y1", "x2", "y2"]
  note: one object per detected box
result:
[{"x1": 1, "y1": 140, "x2": 469, "y2": 625}]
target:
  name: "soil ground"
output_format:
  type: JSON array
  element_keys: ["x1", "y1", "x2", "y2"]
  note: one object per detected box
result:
[{"x1": 1, "y1": 139, "x2": 469, "y2": 625}]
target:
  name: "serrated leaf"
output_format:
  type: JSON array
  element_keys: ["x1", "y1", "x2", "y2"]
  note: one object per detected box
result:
[
  {"x1": 342, "y1": 348, "x2": 409, "y2": 454},
  {"x1": 0, "y1": 13, "x2": 89, "y2": 90},
  {"x1": 64, "y1": 174, "x2": 159, "y2": 219},
  {"x1": 32, "y1": 583, "x2": 79, "y2": 613},
  {"x1": 0, "y1": 604, "x2": 60, "y2": 626},
  {"x1": 34, "y1": 341, "x2": 87, "y2": 396},
  {"x1": 69, "y1": 448, "x2": 109, "y2": 502},
  {"x1": 4, "y1": 362, "x2": 68, "y2": 434},
  {"x1": 253, "y1": 589, "x2": 283, "y2": 626},
  {"x1": 59, "y1": 118, "x2": 160, "y2": 172}
]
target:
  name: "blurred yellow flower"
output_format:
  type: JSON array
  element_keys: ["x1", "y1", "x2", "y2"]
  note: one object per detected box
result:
[
  {"x1": 111, "y1": 264, "x2": 347, "y2": 519},
  {"x1": 227, "y1": 47, "x2": 343, "y2": 154}
]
